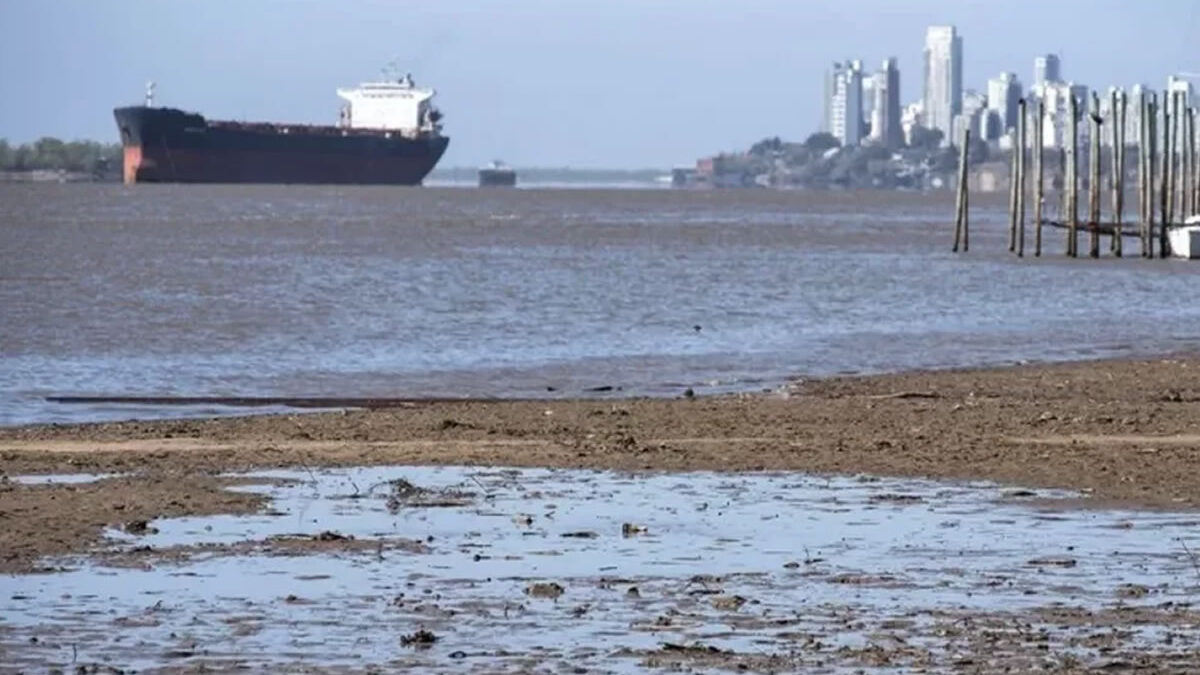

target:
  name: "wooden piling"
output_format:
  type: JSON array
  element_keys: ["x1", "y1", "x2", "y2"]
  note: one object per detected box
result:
[
  {"x1": 1148, "y1": 95, "x2": 1158, "y2": 257},
  {"x1": 1059, "y1": 147, "x2": 1068, "y2": 223},
  {"x1": 1017, "y1": 99, "x2": 1027, "y2": 256},
  {"x1": 1035, "y1": 99, "x2": 1045, "y2": 256},
  {"x1": 1008, "y1": 127, "x2": 1019, "y2": 252},
  {"x1": 1110, "y1": 89, "x2": 1118, "y2": 255},
  {"x1": 1160, "y1": 92, "x2": 1171, "y2": 257},
  {"x1": 1089, "y1": 92, "x2": 1101, "y2": 258},
  {"x1": 952, "y1": 128, "x2": 969, "y2": 252},
  {"x1": 1142, "y1": 90, "x2": 1152, "y2": 253},
  {"x1": 1171, "y1": 92, "x2": 1180, "y2": 228},
  {"x1": 963, "y1": 169, "x2": 970, "y2": 251},
  {"x1": 1115, "y1": 90, "x2": 1127, "y2": 256},
  {"x1": 1182, "y1": 102, "x2": 1189, "y2": 219},
  {"x1": 1067, "y1": 94, "x2": 1079, "y2": 257},
  {"x1": 1185, "y1": 106, "x2": 1195, "y2": 214}
]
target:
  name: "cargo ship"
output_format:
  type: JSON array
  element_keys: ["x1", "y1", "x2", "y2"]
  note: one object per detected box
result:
[
  {"x1": 113, "y1": 75, "x2": 449, "y2": 185},
  {"x1": 478, "y1": 160, "x2": 517, "y2": 187}
]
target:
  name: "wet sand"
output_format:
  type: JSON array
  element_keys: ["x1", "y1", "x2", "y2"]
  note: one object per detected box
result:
[
  {"x1": 4, "y1": 355, "x2": 1200, "y2": 573},
  {"x1": 5, "y1": 356, "x2": 1200, "y2": 671}
]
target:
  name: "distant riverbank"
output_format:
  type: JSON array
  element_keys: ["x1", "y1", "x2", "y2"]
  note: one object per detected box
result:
[{"x1": 0, "y1": 169, "x2": 116, "y2": 183}]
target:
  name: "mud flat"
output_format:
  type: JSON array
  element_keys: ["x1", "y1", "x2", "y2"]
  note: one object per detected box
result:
[
  {"x1": 5, "y1": 357, "x2": 1200, "y2": 671},
  {"x1": 3, "y1": 466, "x2": 1200, "y2": 673}
]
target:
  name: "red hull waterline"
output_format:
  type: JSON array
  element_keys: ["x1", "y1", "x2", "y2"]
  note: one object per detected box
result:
[{"x1": 123, "y1": 146, "x2": 441, "y2": 186}]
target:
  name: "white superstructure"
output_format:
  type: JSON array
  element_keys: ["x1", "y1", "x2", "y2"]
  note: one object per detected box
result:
[{"x1": 336, "y1": 73, "x2": 442, "y2": 135}]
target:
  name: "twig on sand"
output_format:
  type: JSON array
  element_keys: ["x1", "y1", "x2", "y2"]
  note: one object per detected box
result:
[
  {"x1": 865, "y1": 391, "x2": 941, "y2": 400},
  {"x1": 1179, "y1": 538, "x2": 1200, "y2": 585},
  {"x1": 294, "y1": 454, "x2": 320, "y2": 495}
]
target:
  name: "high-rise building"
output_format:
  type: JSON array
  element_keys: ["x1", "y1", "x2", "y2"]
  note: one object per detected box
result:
[
  {"x1": 1038, "y1": 82, "x2": 1089, "y2": 148},
  {"x1": 867, "y1": 58, "x2": 903, "y2": 149},
  {"x1": 901, "y1": 101, "x2": 924, "y2": 146},
  {"x1": 923, "y1": 25, "x2": 963, "y2": 144},
  {"x1": 981, "y1": 110, "x2": 1003, "y2": 141},
  {"x1": 862, "y1": 76, "x2": 877, "y2": 130},
  {"x1": 954, "y1": 89, "x2": 987, "y2": 146},
  {"x1": 827, "y1": 60, "x2": 864, "y2": 147},
  {"x1": 1034, "y1": 54, "x2": 1062, "y2": 87},
  {"x1": 986, "y1": 72, "x2": 1022, "y2": 136},
  {"x1": 1168, "y1": 74, "x2": 1194, "y2": 105}
]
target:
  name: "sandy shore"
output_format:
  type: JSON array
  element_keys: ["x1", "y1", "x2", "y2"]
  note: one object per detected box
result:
[{"x1": 3, "y1": 355, "x2": 1200, "y2": 574}]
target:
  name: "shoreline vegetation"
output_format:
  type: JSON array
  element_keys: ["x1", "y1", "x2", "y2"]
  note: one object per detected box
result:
[{"x1": 0, "y1": 137, "x2": 123, "y2": 182}]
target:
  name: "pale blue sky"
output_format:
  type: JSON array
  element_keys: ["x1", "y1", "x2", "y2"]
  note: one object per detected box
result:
[{"x1": 1, "y1": 0, "x2": 1196, "y2": 167}]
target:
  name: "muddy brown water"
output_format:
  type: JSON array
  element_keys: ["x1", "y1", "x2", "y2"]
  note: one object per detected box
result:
[
  {"x1": 7, "y1": 185, "x2": 1200, "y2": 425},
  {"x1": 3, "y1": 465, "x2": 1200, "y2": 672}
]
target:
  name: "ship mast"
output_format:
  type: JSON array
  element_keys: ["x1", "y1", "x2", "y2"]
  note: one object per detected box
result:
[{"x1": 145, "y1": 81, "x2": 156, "y2": 107}]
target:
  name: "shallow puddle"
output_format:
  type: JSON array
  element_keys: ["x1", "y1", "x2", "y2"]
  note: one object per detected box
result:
[
  {"x1": 6, "y1": 472, "x2": 115, "y2": 485},
  {"x1": 3, "y1": 466, "x2": 1200, "y2": 672}
]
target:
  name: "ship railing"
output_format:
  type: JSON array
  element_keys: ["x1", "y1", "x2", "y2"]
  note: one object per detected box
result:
[{"x1": 208, "y1": 120, "x2": 438, "y2": 138}]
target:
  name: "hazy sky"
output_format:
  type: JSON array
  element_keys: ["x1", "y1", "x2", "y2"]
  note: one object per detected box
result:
[{"x1": 2, "y1": 0, "x2": 1197, "y2": 168}]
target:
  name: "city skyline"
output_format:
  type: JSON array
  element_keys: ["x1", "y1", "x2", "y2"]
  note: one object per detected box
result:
[
  {"x1": 823, "y1": 23, "x2": 1198, "y2": 153},
  {"x1": 1, "y1": 1, "x2": 1197, "y2": 168}
]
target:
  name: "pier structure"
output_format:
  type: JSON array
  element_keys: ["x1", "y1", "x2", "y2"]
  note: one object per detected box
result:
[{"x1": 953, "y1": 86, "x2": 1199, "y2": 258}]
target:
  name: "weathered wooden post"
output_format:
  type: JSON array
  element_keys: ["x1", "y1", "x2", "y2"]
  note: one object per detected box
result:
[
  {"x1": 1171, "y1": 91, "x2": 1181, "y2": 227},
  {"x1": 1017, "y1": 98, "x2": 1027, "y2": 256},
  {"x1": 1161, "y1": 91, "x2": 1172, "y2": 258},
  {"x1": 1148, "y1": 95, "x2": 1158, "y2": 257},
  {"x1": 963, "y1": 165, "x2": 970, "y2": 251},
  {"x1": 1110, "y1": 89, "x2": 1118, "y2": 254},
  {"x1": 1059, "y1": 147, "x2": 1068, "y2": 222},
  {"x1": 1067, "y1": 94, "x2": 1079, "y2": 256},
  {"x1": 1112, "y1": 89, "x2": 1126, "y2": 257},
  {"x1": 1035, "y1": 98, "x2": 1045, "y2": 256},
  {"x1": 1182, "y1": 102, "x2": 1190, "y2": 219},
  {"x1": 1138, "y1": 91, "x2": 1148, "y2": 255},
  {"x1": 1008, "y1": 127, "x2": 1019, "y2": 252},
  {"x1": 953, "y1": 128, "x2": 969, "y2": 252},
  {"x1": 1089, "y1": 92, "x2": 1102, "y2": 257}
]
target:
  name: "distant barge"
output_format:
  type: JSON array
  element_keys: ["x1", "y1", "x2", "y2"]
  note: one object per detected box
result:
[
  {"x1": 478, "y1": 161, "x2": 517, "y2": 187},
  {"x1": 113, "y1": 75, "x2": 449, "y2": 185}
]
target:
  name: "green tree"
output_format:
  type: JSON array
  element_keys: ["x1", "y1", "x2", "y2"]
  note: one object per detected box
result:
[
  {"x1": 749, "y1": 136, "x2": 784, "y2": 157},
  {"x1": 803, "y1": 132, "x2": 840, "y2": 152},
  {"x1": 12, "y1": 144, "x2": 30, "y2": 171},
  {"x1": 907, "y1": 126, "x2": 944, "y2": 151},
  {"x1": 0, "y1": 139, "x2": 11, "y2": 170},
  {"x1": 929, "y1": 146, "x2": 959, "y2": 173},
  {"x1": 829, "y1": 145, "x2": 891, "y2": 186},
  {"x1": 33, "y1": 137, "x2": 68, "y2": 169}
]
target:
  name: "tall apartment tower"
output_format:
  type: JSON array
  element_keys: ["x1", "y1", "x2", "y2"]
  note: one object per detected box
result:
[
  {"x1": 923, "y1": 25, "x2": 963, "y2": 144},
  {"x1": 827, "y1": 60, "x2": 864, "y2": 147},
  {"x1": 986, "y1": 72, "x2": 1022, "y2": 135},
  {"x1": 1034, "y1": 54, "x2": 1062, "y2": 87},
  {"x1": 868, "y1": 58, "x2": 902, "y2": 149}
]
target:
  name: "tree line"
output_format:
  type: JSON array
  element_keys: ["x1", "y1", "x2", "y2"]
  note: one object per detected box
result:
[{"x1": 0, "y1": 137, "x2": 123, "y2": 174}]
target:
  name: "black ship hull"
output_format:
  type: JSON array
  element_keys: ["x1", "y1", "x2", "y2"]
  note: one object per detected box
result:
[{"x1": 114, "y1": 106, "x2": 449, "y2": 186}]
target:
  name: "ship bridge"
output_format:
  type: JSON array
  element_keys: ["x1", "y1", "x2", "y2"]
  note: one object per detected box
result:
[{"x1": 336, "y1": 73, "x2": 441, "y2": 135}]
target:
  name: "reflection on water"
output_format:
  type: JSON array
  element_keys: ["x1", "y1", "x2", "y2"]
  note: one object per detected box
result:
[
  {"x1": 3, "y1": 466, "x2": 1198, "y2": 671},
  {"x1": 4, "y1": 184, "x2": 1200, "y2": 424}
]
